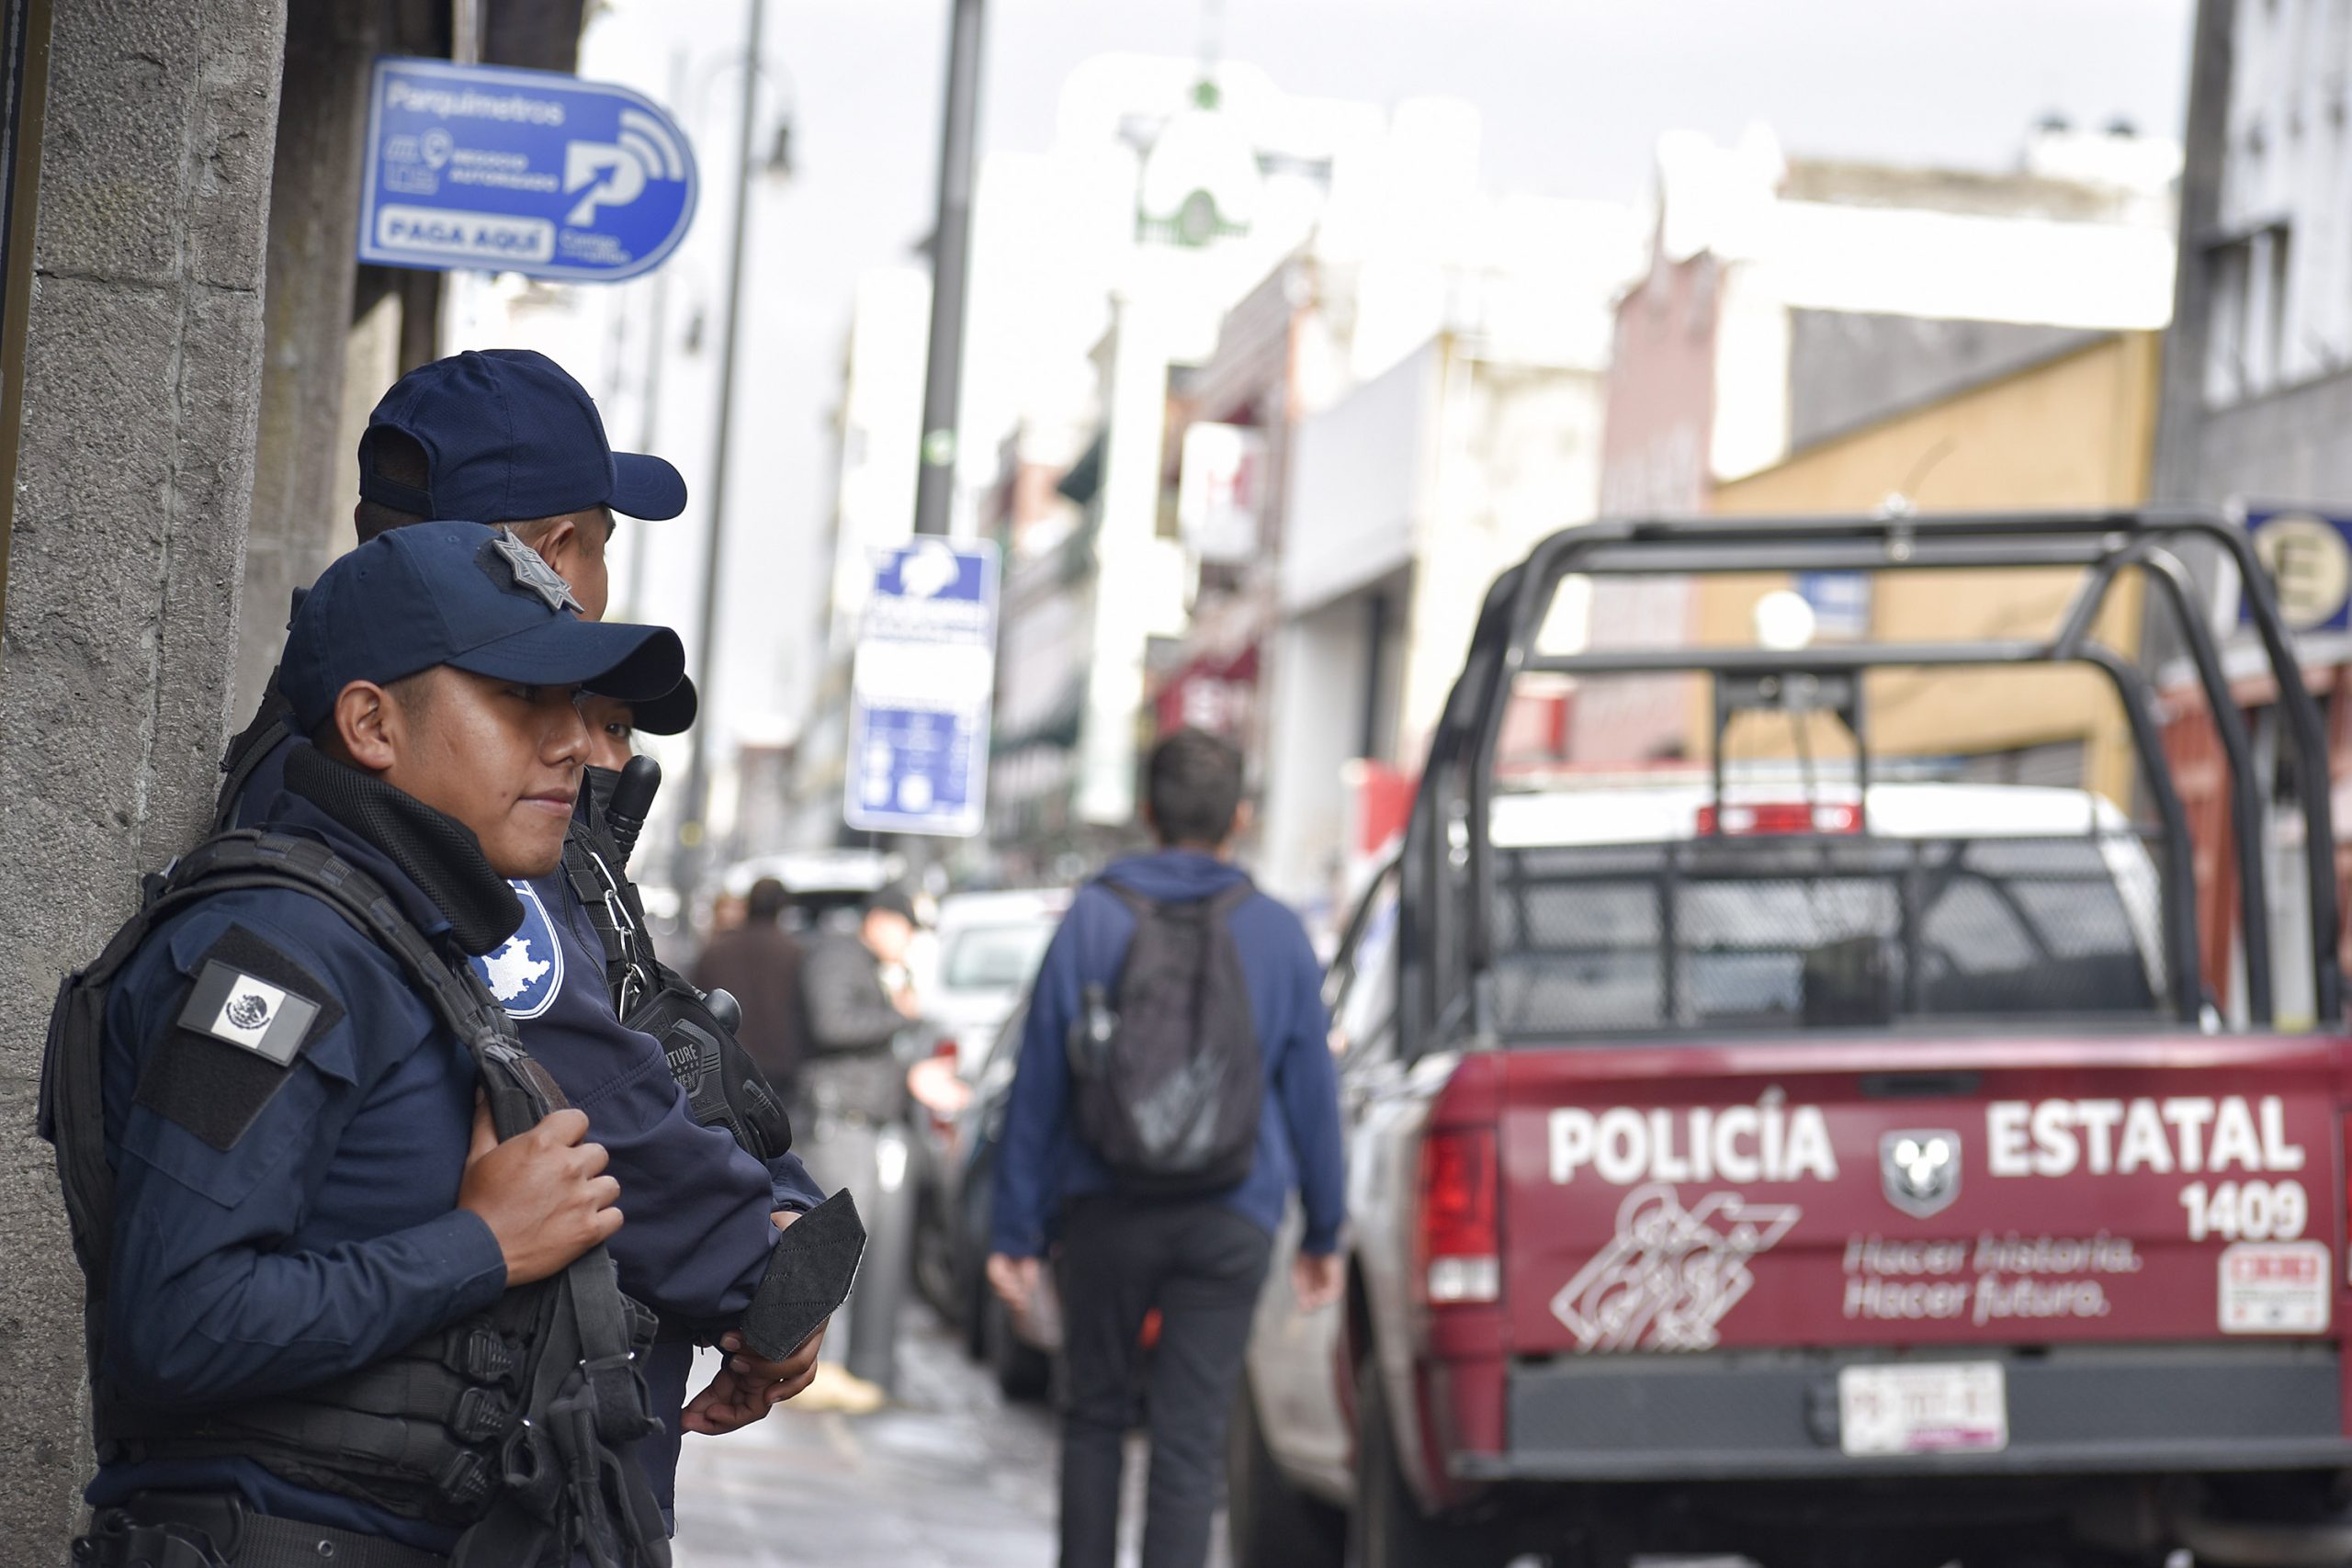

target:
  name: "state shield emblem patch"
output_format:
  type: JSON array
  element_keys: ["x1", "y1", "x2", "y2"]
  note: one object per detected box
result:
[{"x1": 471, "y1": 879, "x2": 565, "y2": 1020}]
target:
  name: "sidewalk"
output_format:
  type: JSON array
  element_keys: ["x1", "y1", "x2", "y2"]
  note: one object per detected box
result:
[{"x1": 671, "y1": 1314, "x2": 1060, "y2": 1568}]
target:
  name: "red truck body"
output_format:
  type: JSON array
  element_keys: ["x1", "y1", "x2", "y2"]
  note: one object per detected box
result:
[
  {"x1": 1228, "y1": 515, "x2": 2352, "y2": 1568},
  {"x1": 1421, "y1": 1039, "x2": 2351, "y2": 1472}
]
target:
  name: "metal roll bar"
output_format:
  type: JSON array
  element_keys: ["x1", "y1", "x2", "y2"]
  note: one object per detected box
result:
[
  {"x1": 1405, "y1": 512, "x2": 2340, "y2": 1050},
  {"x1": 1510, "y1": 640, "x2": 2202, "y2": 1026}
]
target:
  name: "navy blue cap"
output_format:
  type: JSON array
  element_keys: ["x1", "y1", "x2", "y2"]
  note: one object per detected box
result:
[
  {"x1": 359, "y1": 349, "x2": 687, "y2": 525},
  {"x1": 281, "y1": 523, "x2": 687, "y2": 734},
  {"x1": 628, "y1": 675, "x2": 698, "y2": 736}
]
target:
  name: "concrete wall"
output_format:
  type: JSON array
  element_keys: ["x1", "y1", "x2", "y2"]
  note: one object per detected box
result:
[
  {"x1": 1787, "y1": 310, "x2": 2100, "y2": 456},
  {"x1": 237, "y1": 3, "x2": 381, "y2": 716},
  {"x1": 2144, "y1": 0, "x2": 2352, "y2": 517},
  {"x1": 2183, "y1": 370, "x2": 2352, "y2": 506},
  {"x1": 1261, "y1": 594, "x2": 1378, "y2": 905},
  {"x1": 0, "y1": 0, "x2": 285, "y2": 1547}
]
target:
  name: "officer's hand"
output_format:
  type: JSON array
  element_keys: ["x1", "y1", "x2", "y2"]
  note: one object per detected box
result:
[
  {"x1": 681, "y1": 1316, "x2": 829, "y2": 1437},
  {"x1": 728, "y1": 1318, "x2": 825, "y2": 1395},
  {"x1": 681, "y1": 1365, "x2": 772, "y2": 1433},
  {"x1": 987, "y1": 1253, "x2": 1039, "y2": 1312},
  {"x1": 458, "y1": 1100, "x2": 623, "y2": 1285}
]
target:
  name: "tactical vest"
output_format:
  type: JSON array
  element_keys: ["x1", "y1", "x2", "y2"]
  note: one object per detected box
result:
[
  {"x1": 216, "y1": 690, "x2": 793, "y2": 1168},
  {"x1": 40, "y1": 832, "x2": 672, "y2": 1568},
  {"x1": 560, "y1": 795, "x2": 796, "y2": 1166}
]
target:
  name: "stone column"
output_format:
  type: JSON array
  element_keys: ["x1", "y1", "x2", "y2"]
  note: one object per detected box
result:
[
  {"x1": 236, "y1": 2, "x2": 379, "y2": 716},
  {"x1": 0, "y1": 0, "x2": 285, "y2": 1550}
]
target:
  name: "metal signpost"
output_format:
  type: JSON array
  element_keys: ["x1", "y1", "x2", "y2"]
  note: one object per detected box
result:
[
  {"x1": 358, "y1": 57, "x2": 697, "y2": 282},
  {"x1": 846, "y1": 537, "x2": 1000, "y2": 838}
]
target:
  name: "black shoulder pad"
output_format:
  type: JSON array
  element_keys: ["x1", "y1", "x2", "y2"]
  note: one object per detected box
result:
[{"x1": 135, "y1": 924, "x2": 345, "y2": 1152}]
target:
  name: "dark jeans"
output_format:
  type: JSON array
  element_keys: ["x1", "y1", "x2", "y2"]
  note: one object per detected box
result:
[{"x1": 1055, "y1": 1195, "x2": 1273, "y2": 1568}]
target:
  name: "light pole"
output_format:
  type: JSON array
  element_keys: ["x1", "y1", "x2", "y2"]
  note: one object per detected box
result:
[
  {"x1": 676, "y1": 0, "x2": 767, "y2": 918},
  {"x1": 910, "y1": 0, "x2": 985, "y2": 537}
]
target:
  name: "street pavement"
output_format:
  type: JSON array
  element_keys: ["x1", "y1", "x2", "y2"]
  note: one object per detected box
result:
[
  {"x1": 673, "y1": 1311, "x2": 1232, "y2": 1568},
  {"x1": 664, "y1": 1318, "x2": 2026, "y2": 1568}
]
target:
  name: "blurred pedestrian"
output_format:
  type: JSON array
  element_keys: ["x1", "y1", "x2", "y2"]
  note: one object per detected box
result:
[
  {"x1": 798, "y1": 886, "x2": 922, "y2": 1113},
  {"x1": 710, "y1": 889, "x2": 748, "y2": 934},
  {"x1": 987, "y1": 728, "x2": 1348, "y2": 1568},
  {"x1": 792, "y1": 887, "x2": 924, "y2": 1407},
  {"x1": 694, "y1": 876, "x2": 811, "y2": 1097}
]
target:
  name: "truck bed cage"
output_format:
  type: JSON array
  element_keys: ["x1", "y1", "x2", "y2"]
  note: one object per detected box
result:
[{"x1": 1402, "y1": 511, "x2": 2341, "y2": 1054}]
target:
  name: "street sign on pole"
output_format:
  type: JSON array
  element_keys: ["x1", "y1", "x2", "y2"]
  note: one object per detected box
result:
[
  {"x1": 846, "y1": 538, "x2": 1000, "y2": 838},
  {"x1": 358, "y1": 57, "x2": 697, "y2": 283}
]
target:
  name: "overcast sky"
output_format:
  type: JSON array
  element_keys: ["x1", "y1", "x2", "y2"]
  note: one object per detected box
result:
[{"x1": 578, "y1": 0, "x2": 2195, "y2": 749}]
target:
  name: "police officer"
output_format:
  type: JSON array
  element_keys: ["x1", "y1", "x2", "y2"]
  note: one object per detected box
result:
[
  {"x1": 214, "y1": 350, "x2": 831, "y2": 1527},
  {"x1": 46, "y1": 522, "x2": 692, "y2": 1565}
]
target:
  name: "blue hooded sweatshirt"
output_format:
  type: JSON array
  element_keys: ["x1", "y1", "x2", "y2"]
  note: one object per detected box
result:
[{"x1": 991, "y1": 850, "x2": 1347, "y2": 1257}]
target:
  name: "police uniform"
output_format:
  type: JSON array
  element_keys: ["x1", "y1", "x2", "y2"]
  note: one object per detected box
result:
[
  {"x1": 504, "y1": 852, "x2": 822, "y2": 1519},
  {"x1": 46, "y1": 522, "x2": 694, "y2": 1566},
  {"x1": 85, "y1": 778, "x2": 511, "y2": 1554},
  {"x1": 211, "y1": 348, "x2": 831, "y2": 1523}
]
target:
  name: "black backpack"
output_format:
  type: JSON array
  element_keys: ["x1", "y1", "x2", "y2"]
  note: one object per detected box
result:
[{"x1": 1065, "y1": 880, "x2": 1263, "y2": 1197}]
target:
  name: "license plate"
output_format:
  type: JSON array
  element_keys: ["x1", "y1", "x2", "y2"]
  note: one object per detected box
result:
[{"x1": 1838, "y1": 1362, "x2": 2007, "y2": 1457}]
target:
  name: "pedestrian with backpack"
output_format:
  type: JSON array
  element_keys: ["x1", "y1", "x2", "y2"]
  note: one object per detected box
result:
[{"x1": 987, "y1": 728, "x2": 1347, "y2": 1568}]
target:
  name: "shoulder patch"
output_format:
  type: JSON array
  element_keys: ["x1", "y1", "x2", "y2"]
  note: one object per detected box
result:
[
  {"x1": 137, "y1": 925, "x2": 345, "y2": 1152},
  {"x1": 176, "y1": 961, "x2": 322, "y2": 1066},
  {"x1": 471, "y1": 880, "x2": 564, "y2": 1020}
]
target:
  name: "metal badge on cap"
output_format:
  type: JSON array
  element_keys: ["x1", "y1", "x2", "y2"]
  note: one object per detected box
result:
[{"x1": 487, "y1": 526, "x2": 583, "y2": 615}]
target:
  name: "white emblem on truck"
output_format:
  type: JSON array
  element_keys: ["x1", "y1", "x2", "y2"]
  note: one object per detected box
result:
[
  {"x1": 1880, "y1": 1130, "x2": 1962, "y2": 1218},
  {"x1": 1551, "y1": 1185, "x2": 1802, "y2": 1352},
  {"x1": 1548, "y1": 1093, "x2": 1839, "y2": 1186}
]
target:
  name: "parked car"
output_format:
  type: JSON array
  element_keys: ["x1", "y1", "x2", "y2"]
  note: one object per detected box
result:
[
  {"x1": 905, "y1": 890, "x2": 1069, "y2": 1377},
  {"x1": 915, "y1": 998, "x2": 1055, "y2": 1400},
  {"x1": 1230, "y1": 513, "x2": 2352, "y2": 1568},
  {"x1": 914, "y1": 887, "x2": 1069, "y2": 1072}
]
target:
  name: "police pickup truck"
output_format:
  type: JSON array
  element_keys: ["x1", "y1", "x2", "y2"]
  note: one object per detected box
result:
[{"x1": 1227, "y1": 513, "x2": 2352, "y2": 1568}]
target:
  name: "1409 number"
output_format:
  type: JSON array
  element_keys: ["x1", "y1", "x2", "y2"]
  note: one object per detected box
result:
[{"x1": 2179, "y1": 1179, "x2": 2309, "y2": 1242}]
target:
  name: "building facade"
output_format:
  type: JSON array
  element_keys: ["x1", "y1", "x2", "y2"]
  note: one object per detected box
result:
[
  {"x1": 1579, "y1": 121, "x2": 2181, "y2": 765},
  {"x1": 1260, "y1": 333, "x2": 1612, "y2": 916},
  {"x1": 2152, "y1": 0, "x2": 2352, "y2": 1022},
  {"x1": 1696, "y1": 332, "x2": 2164, "y2": 804}
]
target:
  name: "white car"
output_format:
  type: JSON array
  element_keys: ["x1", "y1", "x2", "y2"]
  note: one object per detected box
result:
[{"x1": 916, "y1": 887, "x2": 1071, "y2": 1072}]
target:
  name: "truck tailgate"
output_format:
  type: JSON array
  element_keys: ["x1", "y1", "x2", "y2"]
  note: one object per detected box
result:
[{"x1": 1497, "y1": 1036, "x2": 2351, "y2": 1355}]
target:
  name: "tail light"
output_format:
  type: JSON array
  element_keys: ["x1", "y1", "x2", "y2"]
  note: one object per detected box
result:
[
  {"x1": 1698, "y1": 801, "x2": 1861, "y2": 836},
  {"x1": 1417, "y1": 1128, "x2": 1500, "y2": 1304}
]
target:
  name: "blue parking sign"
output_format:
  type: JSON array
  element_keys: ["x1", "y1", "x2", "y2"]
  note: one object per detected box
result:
[
  {"x1": 846, "y1": 540, "x2": 1001, "y2": 838},
  {"x1": 359, "y1": 57, "x2": 697, "y2": 282}
]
